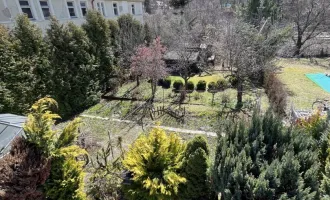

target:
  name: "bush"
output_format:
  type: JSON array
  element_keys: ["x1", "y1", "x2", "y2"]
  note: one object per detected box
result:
[
  {"x1": 179, "y1": 136, "x2": 210, "y2": 200},
  {"x1": 228, "y1": 76, "x2": 238, "y2": 87},
  {"x1": 173, "y1": 80, "x2": 184, "y2": 91},
  {"x1": 208, "y1": 82, "x2": 217, "y2": 93},
  {"x1": 196, "y1": 80, "x2": 207, "y2": 91},
  {"x1": 157, "y1": 79, "x2": 163, "y2": 86},
  {"x1": 123, "y1": 127, "x2": 186, "y2": 199},
  {"x1": 187, "y1": 81, "x2": 195, "y2": 92},
  {"x1": 162, "y1": 79, "x2": 171, "y2": 89},
  {"x1": 264, "y1": 73, "x2": 287, "y2": 115},
  {"x1": 217, "y1": 79, "x2": 229, "y2": 91},
  {"x1": 213, "y1": 112, "x2": 320, "y2": 199}
]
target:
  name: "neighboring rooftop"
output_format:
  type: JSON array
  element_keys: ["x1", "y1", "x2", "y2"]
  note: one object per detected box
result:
[{"x1": 0, "y1": 114, "x2": 26, "y2": 157}]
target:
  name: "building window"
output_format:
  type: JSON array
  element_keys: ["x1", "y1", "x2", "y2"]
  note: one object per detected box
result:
[
  {"x1": 131, "y1": 4, "x2": 135, "y2": 15},
  {"x1": 113, "y1": 3, "x2": 118, "y2": 16},
  {"x1": 19, "y1": 0, "x2": 34, "y2": 19},
  {"x1": 97, "y1": 2, "x2": 106, "y2": 16},
  {"x1": 80, "y1": 1, "x2": 87, "y2": 16},
  {"x1": 39, "y1": 0, "x2": 51, "y2": 19},
  {"x1": 67, "y1": 1, "x2": 77, "y2": 18}
]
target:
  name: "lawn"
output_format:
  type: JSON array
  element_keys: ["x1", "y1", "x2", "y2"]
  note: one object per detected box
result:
[{"x1": 277, "y1": 58, "x2": 330, "y2": 110}]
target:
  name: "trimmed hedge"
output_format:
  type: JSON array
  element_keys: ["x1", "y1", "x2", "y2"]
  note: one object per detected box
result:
[
  {"x1": 173, "y1": 80, "x2": 184, "y2": 91},
  {"x1": 216, "y1": 79, "x2": 228, "y2": 91},
  {"x1": 162, "y1": 79, "x2": 171, "y2": 89},
  {"x1": 196, "y1": 80, "x2": 207, "y2": 91},
  {"x1": 187, "y1": 81, "x2": 195, "y2": 92}
]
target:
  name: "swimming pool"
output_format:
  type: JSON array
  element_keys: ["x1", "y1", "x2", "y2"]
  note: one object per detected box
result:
[{"x1": 306, "y1": 73, "x2": 330, "y2": 93}]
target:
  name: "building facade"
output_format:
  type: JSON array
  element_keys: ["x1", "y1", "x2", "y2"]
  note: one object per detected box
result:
[{"x1": 0, "y1": 0, "x2": 144, "y2": 30}]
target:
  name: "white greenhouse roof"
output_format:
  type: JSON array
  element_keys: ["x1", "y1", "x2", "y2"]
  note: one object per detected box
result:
[{"x1": 0, "y1": 114, "x2": 26, "y2": 157}]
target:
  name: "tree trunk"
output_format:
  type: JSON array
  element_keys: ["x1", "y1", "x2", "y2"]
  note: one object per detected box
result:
[
  {"x1": 150, "y1": 80, "x2": 156, "y2": 103},
  {"x1": 136, "y1": 76, "x2": 140, "y2": 86},
  {"x1": 236, "y1": 78, "x2": 243, "y2": 109},
  {"x1": 294, "y1": 34, "x2": 303, "y2": 57}
]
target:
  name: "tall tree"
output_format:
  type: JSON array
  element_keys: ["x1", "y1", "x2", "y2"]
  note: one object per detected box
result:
[
  {"x1": 12, "y1": 15, "x2": 51, "y2": 103},
  {"x1": 117, "y1": 14, "x2": 144, "y2": 69},
  {"x1": 212, "y1": 19, "x2": 289, "y2": 108},
  {"x1": 282, "y1": 0, "x2": 330, "y2": 56},
  {"x1": 123, "y1": 127, "x2": 186, "y2": 199},
  {"x1": 83, "y1": 11, "x2": 114, "y2": 91},
  {"x1": 130, "y1": 37, "x2": 167, "y2": 101},
  {"x1": 0, "y1": 15, "x2": 50, "y2": 114},
  {"x1": 0, "y1": 25, "x2": 15, "y2": 113},
  {"x1": 47, "y1": 18, "x2": 99, "y2": 118}
]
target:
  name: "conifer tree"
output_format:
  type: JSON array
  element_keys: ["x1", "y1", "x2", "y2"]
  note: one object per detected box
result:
[
  {"x1": 24, "y1": 97, "x2": 87, "y2": 200},
  {"x1": 213, "y1": 111, "x2": 320, "y2": 199},
  {"x1": 180, "y1": 136, "x2": 210, "y2": 200},
  {"x1": 0, "y1": 25, "x2": 15, "y2": 113},
  {"x1": 123, "y1": 127, "x2": 186, "y2": 199},
  {"x1": 0, "y1": 15, "x2": 49, "y2": 114},
  {"x1": 47, "y1": 17, "x2": 99, "y2": 118},
  {"x1": 83, "y1": 11, "x2": 114, "y2": 91},
  {"x1": 12, "y1": 15, "x2": 51, "y2": 106}
]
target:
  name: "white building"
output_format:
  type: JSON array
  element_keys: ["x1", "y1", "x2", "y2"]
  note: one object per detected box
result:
[{"x1": 0, "y1": 0, "x2": 144, "y2": 30}]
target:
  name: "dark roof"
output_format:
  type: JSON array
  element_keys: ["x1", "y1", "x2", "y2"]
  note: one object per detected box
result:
[
  {"x1": 163, "y1": 51, "x2": 200, "y2": 62},
  {"x1": 0, "y1": 114, "x2": 26, "y2": 157}
]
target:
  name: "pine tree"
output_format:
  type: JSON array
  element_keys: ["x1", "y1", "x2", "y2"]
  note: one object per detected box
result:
[
  {"x1": 123, "y1": 127, "x2": 186, "y2": 199},
  {"x1": 180, "y1": 136, "x2": 210, "y2": 200},
  {"x1": 83, "y1": 11, "x2": 114, "y2": 91}
]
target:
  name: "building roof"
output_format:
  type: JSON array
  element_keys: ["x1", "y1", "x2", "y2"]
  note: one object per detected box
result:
[
  {"x1": 0, "y1": 114, "x2": 26, "y2": 157},
  {"x1": 163, "y1": 51, "x2": 200, "y2": 62}
]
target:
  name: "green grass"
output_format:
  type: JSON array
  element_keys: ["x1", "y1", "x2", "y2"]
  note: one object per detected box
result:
[{"x1": 277, "y1": 58, "x2": 330, "y2": 110}]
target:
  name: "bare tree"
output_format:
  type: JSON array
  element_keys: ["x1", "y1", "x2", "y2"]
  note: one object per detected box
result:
[
  {"x1": 282, "y1": 0, "x2": 330, "y2": 56},
  {"x1": 210, "y1": 17, "x2": 289, "y2": 108}
]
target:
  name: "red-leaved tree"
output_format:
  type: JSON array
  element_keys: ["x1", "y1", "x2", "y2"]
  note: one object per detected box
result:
[{"x1": 130, "y1": 37, "x2": 167, "y2": 102}]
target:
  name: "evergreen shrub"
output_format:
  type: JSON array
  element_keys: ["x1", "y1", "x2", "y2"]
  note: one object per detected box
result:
[
  {"x1": 196, "y1": 80, "x2": 206, "y2": 91},
  {"x1": 173, "y1": 80, "x2": 184, "y2": 91},
  {"x1": 162, "y1": 79, "x2": 171, "y2": 89},
  {"x1": 187, "y1": 81, "x2": 195, "y2": 92}
]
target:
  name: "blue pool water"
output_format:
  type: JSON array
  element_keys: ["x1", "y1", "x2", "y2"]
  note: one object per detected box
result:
[{"x1": 306, "y1": 73, "x2": 330, "y2": 93}]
